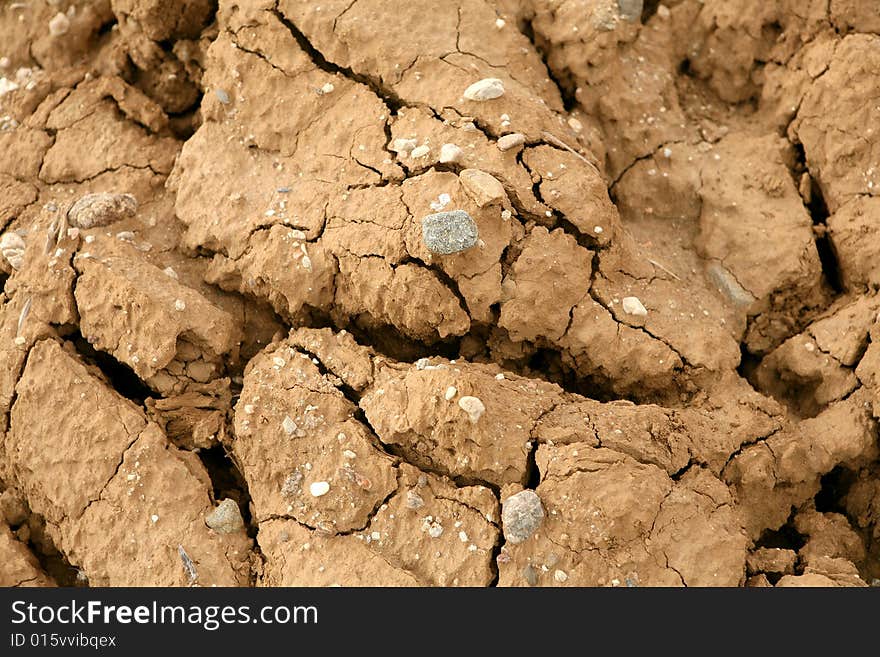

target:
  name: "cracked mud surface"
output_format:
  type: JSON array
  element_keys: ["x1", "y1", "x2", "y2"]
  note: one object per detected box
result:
[{"x1": 1, "y1": 0, "x2": 879, "y2": 588}]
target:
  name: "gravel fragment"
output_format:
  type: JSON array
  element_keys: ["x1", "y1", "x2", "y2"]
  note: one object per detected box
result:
[
  {"x1": 458, "y1": 395, "x2": 486, "y2": 423},
  {"x1": 68, "y1": 193, "x2": 138, "y2": 229},
  {"x1": 497, "y1": 133, "x2": 525, "y2": 152},
  {"x1": 463, "y1": 78, "x2": 505, "y2": 101},
  {"x1": 439, "y1": 143, "x2": 464, "y2": 164},
  {"x1": 215, "y1": 88, "x2": 230, "y2": 104},
  {"x1": 618, "y1": 0, "x2": 644, "y2": 21},
  {"x1": 48, "y1": 12, "x2": 70, "y2": 37},
  {"x1": 309, "y1": 481, "x2": 330, "y2": 497},
  {"x1": 178, "y1": 545, "x2": 198, "y2": 584},
  {"x1": 406, "y1": 490, "x2": 425, "y2": 509},
  {"x1": 502, "y1": 490, "x2": 545, "y2": 544},
  {"x1": 622, "y1": 296, "x2": 648, "y2": 317},
  {"x1": 205, "y1": 499, "x2": 245, "y2": 534},
  {"x1": 391, "y1": 138, "x2": 417, "y2": 155},
  {"x1": 410, "y1": 145, "x2": 430, "y2": 158},
  {"x1": 421, "y1": 210, "x2": 479, "y2": 255},
  {"x1": 1, "y1": 232, "x2": 25, "y2": 270},
  {"x1": 459, "y1": 169, "x2": 506, "y2": 207}
]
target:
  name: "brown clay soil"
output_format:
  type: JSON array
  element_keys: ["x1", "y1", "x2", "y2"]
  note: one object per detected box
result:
[{"x1": 1, "y1": 0, "x2": 879, "y2": 588}]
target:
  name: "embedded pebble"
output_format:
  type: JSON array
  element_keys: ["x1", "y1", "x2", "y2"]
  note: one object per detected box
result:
[
  {"x1": 391, "y1": 138, "x2": 417, "y2": 155},
  {"x1": 502, "y1": 490, "x2": 545, "y2": 544},
  {"x1": 406, "y1": 490, "x2": 425, "y2": 509},
  {"x1": 215, "y1": 88, "x2": 230, "y2": 104},
  {"x1": 618, "y1": 0, "x2": 644, "y2": 21},
  {"x1": 205, "y1": 499, "x2": 245, "y2": 534},
  {"x1": 622, "y1": 296, "x2": 648, "y2": 317},
  {"x1": 444, "y1": 386, "x2": 457, "y2": 401},
  {"x1": 706, "y1": 262, "x2": 756, "y2": 307},
  {"x1": 421, "y1": 210, "x2": 479, "y2": 255},
  {"x1": 0, "y1": 78, "x2": 19, "y2": 97},
  {"x1": 463, "y1": 78, "x2": 505, "y2": 101},
  {"x1": 282, "y1": 416, "x2": 297, "y2": 435},
  {"x1": 410, "y1": 144, "x2": 430, "y2": 158},
  {"x1": 309, "y1": 481, "x2": 331, "y2": 497},
  {"x1": 497, "y1": 133, "x2": 525, "y2": 152},
  {"x1": 174, "y1": 299, "x2": 186, "y2": 312},
  {"x1": 459, "y1": 169, "x2": 506, "y2": 207},
  {"x1": 1, "y1": 232, "x2": 26, "y2": 270},
  {"x1": 48, "y1": 12, "x2": 70, "y2": 37},
  {"x1": 458, "y1": 395, "x2": 486, "y2": 424},
  {"x1": 439, "y1": 143, "x2": 464, "y2": 164},
  {"x1": 68, "y1": 193, "x2": 138, "y2": 229},
  {"x1": 554, "y1": 569, "x2": 569, "y2": 583}
]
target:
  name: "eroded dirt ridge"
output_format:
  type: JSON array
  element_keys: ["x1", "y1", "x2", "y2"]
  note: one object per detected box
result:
[{"x1": 1, "y1": 0, "x2": 879, "y2": 587}]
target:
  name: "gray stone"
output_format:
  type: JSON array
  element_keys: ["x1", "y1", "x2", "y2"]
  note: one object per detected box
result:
[
  {"x1": 205, "y1": 498, "x2": 245, "y2": 534},
  {"x1": 618, "y1": 0, "x2": 644, "y2": 21},
  {"x1": 502, "y1": 490, "x2": 544, "y2": 544},
  {"x1": 421, "y1": 210, "x2": 479, "y2": 255}
]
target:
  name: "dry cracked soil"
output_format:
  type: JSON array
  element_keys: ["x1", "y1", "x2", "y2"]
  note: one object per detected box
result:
[{"x1": 1, "y1": 0, "x2": 880, "y2": 588}]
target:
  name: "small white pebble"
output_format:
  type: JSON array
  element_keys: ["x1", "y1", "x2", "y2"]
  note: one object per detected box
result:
[
  {"x1": 391, "y1": 138, "x2": 417, "y2": 155},
  {"x1": 593, "y1": 225, "x2": 604, "y2": 234},
  {"x1": 497, "y1": 133, "x2": 525, "y2": 152},
  {"x1": 371, "y1": 531, "x2": 381, "y2": 541},
  {"x1": 459, "y1": 531, "x2": 469, "y2": 542},
  {"x1": 458, "y1": 395, "x2": 486, "y2": 423},
  {"x1": 445, "y1": 386, "x2": 457, "y2": 401},
  {"x1": 343, "y1": 450, "x2": 357, "y2": 459},
  {"x1": 554, "y1": 569, "x2": 569, "y2": 583},
  {"x1": 495, "y1": 18, "x2": 506, "y2": 29},
  {"x1": 48, "y1": 12, "x2": 70, "y2": 37},
  {"x1": 495, "y1": 373, "x2": 505, "y2": 380},
  {"x1": 320, "y1": 82, "x2": 335, "y2": 94},
  {"x1": 174, "y1": 299, "x2": 186, "y2": 311},
  {"x1": 282, "y1": 416, "x2": 297, "y2": 435},
  {"x1": 309, "y1": 481, "x2": 330, "y2": 497},
  {"x1": 622, "y1": 296, "x2": 648, "y2": 317},
  {"x1": 439, "y1": 143, "x2": 464, "y2": 164},
  {"x1": 663, "y1": 147, "x2": 673, "y2": 158},
  {"x1": 150, "y1": 514, "x2": 159, "y2": 523},
  {"x1": 410, "y1": 144, "x2": 430, "y2": 158},
  {"x1": 463, "y1": 78, "x2": 505, "y2": 101},
  {"x1": 567, "y1": 117, "x2": 583, "y2": 132}
]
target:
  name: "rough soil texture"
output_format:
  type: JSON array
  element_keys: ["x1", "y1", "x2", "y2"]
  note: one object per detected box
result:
[{"x1": 1, "y1": 0, "x2": 879, "y2": 587}]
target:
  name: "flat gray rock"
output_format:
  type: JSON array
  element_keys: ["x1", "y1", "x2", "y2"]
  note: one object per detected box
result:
[{"x1": 421, "y1": 210, "x2": 479, "y2": 255}]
